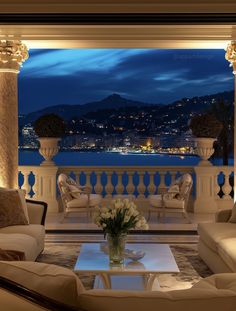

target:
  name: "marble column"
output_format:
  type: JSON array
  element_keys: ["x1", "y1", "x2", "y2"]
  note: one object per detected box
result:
[
  {"x1": 0, "y1": 40, "x2": 28, "y2": 188},
  {"x1": 225, "y1": 41, "x2": 236, "y2": 202}
]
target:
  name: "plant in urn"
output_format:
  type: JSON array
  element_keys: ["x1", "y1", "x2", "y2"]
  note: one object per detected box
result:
[{"x1": 34, "y1": 114, "x2": 66, "y2": 166}]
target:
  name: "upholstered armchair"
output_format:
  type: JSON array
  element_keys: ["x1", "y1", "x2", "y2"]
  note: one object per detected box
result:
[
  {"x1": 57, "y1": 173, "x2": 102, "y2": 221},
  {"x1": 148, "y1": 173, "x2": 193, "y2": 223}
]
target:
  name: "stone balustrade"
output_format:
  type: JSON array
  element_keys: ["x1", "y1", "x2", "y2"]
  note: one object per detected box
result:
[
  {"x1": 18, "y1": 165, "x2": 234, "y2": 213},
  {"x1": 194, "y1": 165, "x2": 234, "y2": 213}
]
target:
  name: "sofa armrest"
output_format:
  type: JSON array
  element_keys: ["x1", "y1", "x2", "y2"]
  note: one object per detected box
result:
[
  {"x1": 193, "y1": 273, "x2": 236, "y2": 292},
  {"x1": 215, "y1": 209, "x2": 232, "y2": 223},
  {"x1": 0, "y1": 275, "x2": 78, "y2": 311},
  {"x1": 26, "y1": 200, "x2": 47, "y2": 225}
]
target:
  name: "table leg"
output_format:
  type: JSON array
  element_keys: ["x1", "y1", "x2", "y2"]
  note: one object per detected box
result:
[
  {"x1": 99, "y1": 273, "x2": 111, "y2": 289},
  {"x1": 143, "y1": 274, "x2": 159, "y2": 291}
]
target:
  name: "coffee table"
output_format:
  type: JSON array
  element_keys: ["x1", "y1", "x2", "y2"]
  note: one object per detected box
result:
[{"x1": 74, "y1": 243, "x2": 179, "y2": 291}]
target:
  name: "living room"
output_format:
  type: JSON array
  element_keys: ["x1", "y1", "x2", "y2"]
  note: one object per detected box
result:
[{"x1": 1, "y1": 1, "x2": 236, "y2": 310}]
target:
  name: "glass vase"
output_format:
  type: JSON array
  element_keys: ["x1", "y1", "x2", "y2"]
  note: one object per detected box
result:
[{"x1": 107, "y1": 233, "x2": 127, "y2": 265}]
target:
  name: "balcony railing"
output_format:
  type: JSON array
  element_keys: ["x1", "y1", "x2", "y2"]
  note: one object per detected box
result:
[{"x1": 18, "y1": 164, "x2": 234, "y2": 213}]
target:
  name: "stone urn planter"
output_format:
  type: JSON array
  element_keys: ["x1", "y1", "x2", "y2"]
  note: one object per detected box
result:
[
  {"x1": 189, "y1": 113, "x2": 223, "y2": 166},
  {"x1": 34, "y1": 114, "x2": 66, "y2": 166},
  {"x1": 38, "y1": 137, "x2": 60, "y2": 166},
  {"x1": 195, "y1": 137, "x2": 216, "y2": 166}
]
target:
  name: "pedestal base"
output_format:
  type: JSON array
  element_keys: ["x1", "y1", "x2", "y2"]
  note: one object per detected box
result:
[{"x1": 94, "y1": 274, "x2": 159, "y2": 291}]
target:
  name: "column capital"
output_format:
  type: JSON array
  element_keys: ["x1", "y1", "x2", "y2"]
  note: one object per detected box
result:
[
  {"x1": 0, "y1": 40, "x2": 28, "y2": 74},
  {"x1": 225, "y1": 41, "x2": 236, "y2": 74}
]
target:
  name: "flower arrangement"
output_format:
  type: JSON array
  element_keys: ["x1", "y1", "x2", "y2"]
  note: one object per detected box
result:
[
  {"x1": 94, "y1": 199, "x2": 149, "y2": 236},
  {"x1": 94, "y1": 199, "x2": 148, "y2": 264}
]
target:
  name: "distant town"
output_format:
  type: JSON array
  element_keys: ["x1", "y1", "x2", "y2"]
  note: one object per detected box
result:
[{"x1": 19, "y1": 90, "x2": 234, "y2": 155}]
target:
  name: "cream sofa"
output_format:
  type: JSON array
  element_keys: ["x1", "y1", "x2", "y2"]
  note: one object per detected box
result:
[
  {"x1": 0, "y1": 199, "x2": 47, "y2": 261},
  {"x1": 198, "y1": 209, "x2": 236, "y2": 273},
  {"x1": 0, "y1": 261, "x2": 236, "y2": 311}
]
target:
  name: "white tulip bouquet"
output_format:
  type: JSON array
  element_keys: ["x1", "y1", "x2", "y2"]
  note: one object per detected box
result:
[{"x1": 93, "y1": 198, "x2": 149, "y2": 237}]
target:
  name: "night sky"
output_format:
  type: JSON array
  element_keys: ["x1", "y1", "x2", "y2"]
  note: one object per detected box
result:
[{"x1": 18, "y1": 49, "x2": 234, "y2": 114}]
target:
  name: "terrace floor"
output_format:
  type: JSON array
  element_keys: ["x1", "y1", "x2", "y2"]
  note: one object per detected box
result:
[{"x1": 45, "y1": 211, "x2": 215, "y2": 233}]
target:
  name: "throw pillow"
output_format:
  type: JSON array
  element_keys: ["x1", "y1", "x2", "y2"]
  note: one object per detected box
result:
[
  {"x1": 17, "y1": 189, "x2": 30, "y2": 223},
  {"x1": 178, "y1": 181, "x2": 191, "y2": 200},
  {"x1": 0, "y1": 187, "x2": 29, "y2": 223},
  {"x1": 167, "y1": 184, "x2": 179, "y2": 199},
  {"x1": 229, "y1": 203, "x2": 236, "y2": 223},
  {"x1": 0, "y1": 248, "x2": 25, "y2": 261},
  {"x1": 68, "y1": 184, "x2": 82, "y2": 199},
  {"x1": 0, "y1": 188, "x2": 29, "y2": 228}
]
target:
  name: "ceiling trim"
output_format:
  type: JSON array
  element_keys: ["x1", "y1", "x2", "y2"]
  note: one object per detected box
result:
[
  {"x1": 0, "y1": 24, "x2": 233, "y2": 48},
  {"x1": 0, "y1": 13, "x2": 236, "y2": 25},
  {"x1": 0, "y1": 1, "x2": 236, "y2": 14}
]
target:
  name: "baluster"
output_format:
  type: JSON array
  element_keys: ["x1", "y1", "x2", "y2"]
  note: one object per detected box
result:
[
  {"x1": 94, "y1": 171, "x2": 103, "y2": 196},
  {"x1": 32, "y1": 171, "x2": 39, "y2": 199},
  {"x1": 170, "y1": 171, "x2": 176, "y2": 184},
  {"x1": 105, "y1": 171, "x2": 114, "y2": 199},
  {"x1": 21, "y1": 170, "x2": 31, "y2": 198},
  {"x1": 222, "y1": 170, "x2": 232, "y2": 200},
  {"x1": 75, "y1": 172, "x2": 81, "y2": 186},
  {"x1": 148, "y1": 171, "x2": 156, "y2": 195},
  {"x1": 137, "y1": 171, "x2": 145, "y2": 199},
  {"x1": 214, "y1": 170, "x2": 221, "y2": 199},
  {"x1": 158, "y1": 171, "x2": 166, "y2": 194},
  {"x1": 126, "y1": 171, "x2": 135, "y2": 195},
  {"x1": 85, "y1": 170, "x2": 91, "y2": 188},
  {"x1": 116, "y1": 171, "x2": 124, "y2": 195}
]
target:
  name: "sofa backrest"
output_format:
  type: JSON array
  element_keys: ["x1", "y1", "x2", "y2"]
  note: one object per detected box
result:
[
  {"x1": 1, "y1": 261, "x2": 236, "y2": 311},
  {"x1": 78, "y1": 276, "x2": 236, "y2": 311},
  {"x1": 77, "y1": 273, "x2": 236, "y2": 311}
]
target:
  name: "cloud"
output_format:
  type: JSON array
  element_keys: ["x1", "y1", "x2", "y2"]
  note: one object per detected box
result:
[
  {"x1": 21, "y1": 49, "x2": 149, "y2": 77},
  {"x1": 18, "y1": 49, "x2": 234, "y2": 113}
]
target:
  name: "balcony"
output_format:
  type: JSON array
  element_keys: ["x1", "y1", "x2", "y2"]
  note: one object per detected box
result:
[{"x1": 18, "y1": 164, "x2": 234, "y2": 232}]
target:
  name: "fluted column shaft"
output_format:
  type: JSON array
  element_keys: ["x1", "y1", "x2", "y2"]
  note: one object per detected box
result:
[
  {"x1": 0, "y1": 40, "x2": 28, "y2": 188},
  {"x1": 0, "y1": 73, "x2": 18, "y2": 188}
]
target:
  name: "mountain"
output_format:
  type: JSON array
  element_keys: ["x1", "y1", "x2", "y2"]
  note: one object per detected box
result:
[
  {"x1": 21, "y1": 90, "x2": 234, "y2": 127},
  {"x1": 22, "y1": 94, "x2": 156, "y2": 125}
]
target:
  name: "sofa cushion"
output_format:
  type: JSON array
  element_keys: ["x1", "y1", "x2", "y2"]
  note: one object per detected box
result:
[
  {"x1": 149, "y1": 194, "x2": 185, "y2": 209},
  {"x1": 218, "y1": 238, "x2": 236, "y2": 272},
  {"x1": 149, "y1": 195, "x2": 162, "y2": 208},
  {"x1": 0, "y1": 189, "x2": 29, "y2": 228},
  {"x1": 67, "y1": 194, "x2": 88, "y2": 208},
  {"x1": 89, "y1": 194, "x2": 102, "y2": 207},
  {"x1": 198, "y1": 223, "x2": 236, "y2": 252},
  {"x1": 163, "y1": 198, "x2": 185, "y2": 209},
  {"x1": 0, "y1": 233, "x2": 38, "y2": 261},
  {"x1": 0, "y1": 261, "x2": 85, "y2": 308},
  {"x1": 0, "y1": 224, "x2": 45, "y2": 250}
]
